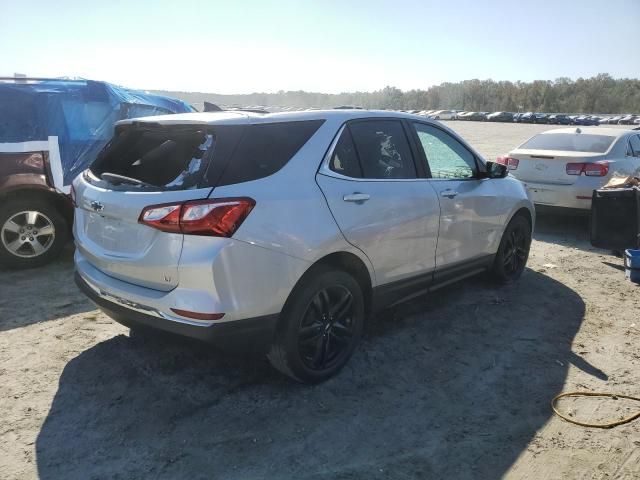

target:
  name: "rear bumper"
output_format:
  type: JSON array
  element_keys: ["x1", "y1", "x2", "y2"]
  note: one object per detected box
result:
[
  {"x1": 524, "y1": 181, "x2": 597, "y2": 210},
  {"x1": 75, "y1": 271, "x2": 279, "y2": 351}
]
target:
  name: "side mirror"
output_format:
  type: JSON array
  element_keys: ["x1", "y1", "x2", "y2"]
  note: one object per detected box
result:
[{"x1": 486, "y1": 161, "x2": 508, "y2": 179}]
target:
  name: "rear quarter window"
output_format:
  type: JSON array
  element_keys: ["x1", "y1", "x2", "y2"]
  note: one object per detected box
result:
[
  {"x1": 218, "y1": 120, "x2": 324, "y2": 186},
  {"x1": 520, "y1": 133, "x2": 616, "y2": 153}
]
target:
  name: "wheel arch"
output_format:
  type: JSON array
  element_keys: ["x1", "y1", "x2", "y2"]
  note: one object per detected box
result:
[
  {"x1": 281, "y1": 250, "x2": 375, "y2": 325},
  {"x1": 509, "y1": 205, "x2": 535, "y2": 232}
]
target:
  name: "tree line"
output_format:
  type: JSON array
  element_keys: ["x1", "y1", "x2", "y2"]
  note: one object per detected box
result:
[{"x1": 154, "y1": 74, "x2": 640, "y2": 114}]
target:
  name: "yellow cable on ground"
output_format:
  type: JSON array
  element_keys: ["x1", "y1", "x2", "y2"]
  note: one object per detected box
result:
[{"x1": 551, "y1": 392, "x2": 640, "y2": 428}]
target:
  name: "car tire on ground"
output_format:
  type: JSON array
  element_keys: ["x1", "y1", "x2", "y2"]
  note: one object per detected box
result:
[
  {"x1": 267, "y1": 266, "x2": 365, "y2": 383},
  {"x1": 491, "y1": 214, "x2": 531, "y2": 284},
  {"x1": 0, "y1": 198, "x2": 68, "y2": 269}
]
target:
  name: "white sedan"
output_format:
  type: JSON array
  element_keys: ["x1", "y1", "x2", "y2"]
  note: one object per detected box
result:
[
  {"x1": 499, "y1": 127, "x2": 640, "y2": 212},
  {"x1": 429, "y1": 110, "x2": 457, "y2": 120}
]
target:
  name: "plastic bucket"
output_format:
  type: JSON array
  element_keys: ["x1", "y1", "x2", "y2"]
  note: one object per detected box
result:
[{"x1": 624, "y1": 249, "x2": 640, "y2": 284}]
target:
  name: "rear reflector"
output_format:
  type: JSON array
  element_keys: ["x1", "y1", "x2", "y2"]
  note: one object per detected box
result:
[
  {"x1": 139, "y1": 197, "x2": 255, "y2": 237},
  {"x1": 170, "y1": 308, "x2": 225, "y2": 321},
  {"x1": 576, "y1": 196, "x2": 592, "y2": 200},
  {"x1": 496, "y1": 156, "x2": 519, "y2": 170},
  {"x1": 566, "y1": 162, "x2": 609, "y2": 177}
]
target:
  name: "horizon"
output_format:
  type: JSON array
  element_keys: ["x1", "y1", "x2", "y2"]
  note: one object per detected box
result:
[{"x1": 2, "y1": 0, "x2": 639, "y2": 94}]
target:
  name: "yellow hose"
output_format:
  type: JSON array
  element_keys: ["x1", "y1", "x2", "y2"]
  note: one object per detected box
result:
[{"x1": 551, "y1": 392, "x2": 640, "y2": 428}]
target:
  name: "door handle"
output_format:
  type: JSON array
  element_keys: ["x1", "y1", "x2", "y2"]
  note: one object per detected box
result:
[
  {"x1": 440, "y1": 189, "x2": 459, "y2": 199},
  {"x1": 343, "y1": 193, "x2": 370, "y2": 203}
]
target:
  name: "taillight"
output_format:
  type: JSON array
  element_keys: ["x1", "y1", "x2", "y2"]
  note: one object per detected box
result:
[
  {"x1": 140, "y1": 204, "x2": 182, "y2": 233},
  {"x1": 139, "y1": 198, "x2": 255, "y2": 237},
  {"x1": 566, "y1": 162, "x2": 609, "y2": 177},
  {"x1": 496, "y1": 156, "x2": 519, "y2": 170},
  {"x1": 584, "y1": 162, "x2": 609, "y2": 177}
]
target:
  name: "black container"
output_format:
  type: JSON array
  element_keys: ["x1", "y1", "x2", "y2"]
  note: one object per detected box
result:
[{"x1": 590, "y1": 188, "x2": 640, "y2": 250}]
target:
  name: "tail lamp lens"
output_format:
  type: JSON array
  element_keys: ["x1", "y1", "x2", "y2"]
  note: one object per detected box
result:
[
  {"x1": 139, "y1": 198, "x2": 255, "y2": 237},
  {"x1": 566, "y1": 162, "x2": 609, "y2": 177},
  {"x1": 496, "y1": 156, "x2": 519, "y2": 170},
  {"x1": 584, "y1": 162, "x2": 609, "y2": 177}
]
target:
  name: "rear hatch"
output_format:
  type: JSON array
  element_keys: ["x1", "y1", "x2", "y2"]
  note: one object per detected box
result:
[
  {"x1": 507, "y1": 132, "x2": 615, "y2": 185},
  {"x1": 74, "y1": 123, "x2": 225, "y2": 291}
]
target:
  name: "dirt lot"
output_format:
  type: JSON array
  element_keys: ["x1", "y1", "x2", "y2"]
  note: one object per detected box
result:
[{"x1": 1, "y1": 121, "x2": 639, "y2": 479}]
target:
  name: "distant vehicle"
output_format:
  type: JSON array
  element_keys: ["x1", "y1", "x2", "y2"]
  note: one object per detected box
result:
[
  {"x1": 518, "y1": 112, "x2": 535, "y2": 123},
  {"x1": 458, "y1": 111, "x2": 486, "y2": 121},
  {"x1": 619, "y1": 115, "x2": 638, "y2": 125},
  {"x1": 429, "y1": 110, "x2": 457, "y2": 120},
  {"x1": 73, "y1": 109, "x2": 533, "y2": 382},
  {"x1": 500, "y1": 127, "x2": 640, "y2": 212},
  {"x1": 548, "y1": 114, "x2": 571, "y2": 125},
  {"x1": 573, "y1": 115, "x2": 600, "y2": 126},
  {"x1": 0, "y1": 77, "x2": 193, "y2": 268},
  {"x1": 634, "y1": 117, "x2": 640, "y2": 125},
  {"x1": 486, "y1": 112, "x2": 514, "y2": 122},
  {"x1": 608, "y1": 115, "x2": 623, "y2": 124}
]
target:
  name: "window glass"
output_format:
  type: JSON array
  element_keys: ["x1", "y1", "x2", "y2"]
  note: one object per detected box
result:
[
  {"x1": 219, "y1": 120, "x2": 324, "y2": 186},
  {"x1": 329, "y1": 128, "x2": 362, "y2": 177},
  {"x1": 413, "y1": 123, "x2": 476, "y2": 179},
  {"x1": 348, "y1": 120, "x2": 416, "y2": 179},
  {"x1": 629, "y1": 135, "x2": 640, "y2": 157},
  {"x1": 520, "y1": 133, "x2": 616, "y2": 153},
  {"x1": 91, "y1": 127, "x2": 214, "y2": 189}
]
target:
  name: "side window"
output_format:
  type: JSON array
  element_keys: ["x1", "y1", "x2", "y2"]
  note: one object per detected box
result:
[
  {"x1": 219, "y1": 120, "x2": 324, "y2": 186},
  {"x1": 413, "y1": 123, "x2": 477, "y2": 179},
  {"x1": 348, "y1": 120, "x2": 417, "y2": 179},
  {"x1": 629, "y1": 135, "x2": 640, "y2": 157},
  {"x1": 329, "y1": 128, "x2": 362, "y2": 178}
]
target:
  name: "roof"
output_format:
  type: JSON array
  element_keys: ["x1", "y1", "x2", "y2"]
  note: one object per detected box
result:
[
  {"x1": 116, "y1": 109, "x2": 432, "y2": 127},
  {"x1": 540, "y1": 127, "x2": 634, "y2": 137}
]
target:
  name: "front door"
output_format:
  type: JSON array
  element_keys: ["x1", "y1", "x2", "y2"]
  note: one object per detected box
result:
[{"x1": 410, "y1": 122, "x2": 506, "y2": 271}]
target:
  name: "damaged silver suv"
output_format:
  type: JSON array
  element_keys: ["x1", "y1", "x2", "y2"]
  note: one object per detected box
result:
[{"x1": 73, "y1": 109, "x2": 534, "y2": 383}]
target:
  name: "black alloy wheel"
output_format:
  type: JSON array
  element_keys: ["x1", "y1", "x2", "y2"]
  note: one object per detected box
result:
[
  {"x1": 297, "y1": 285, "x2": 356, "y2": 371},
  {"x1": 502, "y1": 225, "x2": 528, "y2": 276},
  {"x1": 268, "y1": 266, "x2": 364, "y2": 383},
  {"x1": 491, "y1": 215, "x2": 531, "y2": 283}
]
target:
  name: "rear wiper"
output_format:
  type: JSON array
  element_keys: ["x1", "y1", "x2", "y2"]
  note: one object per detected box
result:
[{"x1": 100, "y1": 172, "x2": 155, "y2": 188}]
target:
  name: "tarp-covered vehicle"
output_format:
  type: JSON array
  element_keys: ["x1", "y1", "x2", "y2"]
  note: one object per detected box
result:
[{"x1": 0, "y1": 78, "x2": 194, "y2": 268}]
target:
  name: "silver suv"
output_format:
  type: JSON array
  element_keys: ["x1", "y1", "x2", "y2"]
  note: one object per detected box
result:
[{"x1": 73, "y1": 110, "x2": 534, "y2": 383}]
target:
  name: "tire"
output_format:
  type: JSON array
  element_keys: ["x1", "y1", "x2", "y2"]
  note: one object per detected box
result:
[
  {"x1": 0, "y1": 198, "x2": 69, "y2": 269},
  {"x1": 267, "y1": 266, "x2": 365, "y2": 383},
  {"x1": 491, "y1": 215, "x2": 531, "y2": 284}
]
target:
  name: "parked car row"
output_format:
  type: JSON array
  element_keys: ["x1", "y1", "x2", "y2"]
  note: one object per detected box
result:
[{"x1": 398, "y1": 109, "x2": 639, "y2": 126}]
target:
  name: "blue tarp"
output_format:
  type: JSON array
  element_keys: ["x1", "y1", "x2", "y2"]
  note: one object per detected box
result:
[{"x1": 0, "y1": 79, "x2": 194, "y2": 185}]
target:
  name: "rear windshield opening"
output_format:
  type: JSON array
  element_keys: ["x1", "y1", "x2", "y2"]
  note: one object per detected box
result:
[
  {"x1": 91, "y1": 127, "x2": 214, "y2": 189},
  {"x1": 520, "y1": 133, "x2": 616, "y2": 153}
]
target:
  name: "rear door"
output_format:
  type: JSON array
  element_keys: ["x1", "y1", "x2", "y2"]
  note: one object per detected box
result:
[
  {"x1": 410, "y1": 122, "x2": 507, "y2": 269},
  {"x1": 74, "y1": 125, "x2": 228, "y2": 291},
  {"x1": 316, "y1": 119, "x2": 440, "y2": 286}
]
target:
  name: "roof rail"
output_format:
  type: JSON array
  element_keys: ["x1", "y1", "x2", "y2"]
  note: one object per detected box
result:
[{"x1": 224, "y1": 108, "x2": 269, "y2": 114}]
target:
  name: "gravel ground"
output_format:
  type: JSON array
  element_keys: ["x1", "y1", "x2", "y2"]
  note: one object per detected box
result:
[{"x1": 0, "y1": 121, "x2": 639, "y2": 479}]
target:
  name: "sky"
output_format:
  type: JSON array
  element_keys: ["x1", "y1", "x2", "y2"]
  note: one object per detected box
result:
[{"x1": 1, "y1": 0, "x2": 639, "y2": 94}]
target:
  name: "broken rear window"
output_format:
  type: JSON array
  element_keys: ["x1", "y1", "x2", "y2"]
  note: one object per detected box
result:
[{"x1": 90, "y1": 127, "x2": 214, "y2": 189}]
